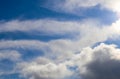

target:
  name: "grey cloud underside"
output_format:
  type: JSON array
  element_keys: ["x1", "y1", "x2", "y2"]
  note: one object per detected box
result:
[
  {"x1": 77, "y1": 44, "x2": 120, "y2": 79},
  {"x1": 85, "y1": 59, "x2": 120, "y2": 79}
]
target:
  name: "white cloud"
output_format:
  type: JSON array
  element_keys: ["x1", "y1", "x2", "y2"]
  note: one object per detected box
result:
[
  {"x1": 1, "y1": 18, "x2": 120, "y2": 79},
  {"x1": 110, "y1": 19, "x2": 120, "y2": 35},
  {"x1": 18, "y1": 57, "x2": 72, "y2": 79},
  {"x1": 0, "y1": 19, "x2": 120, "y2": 62},
  {"x1": 0, "y1": 18, "x2": 120, "y2": 38},
  {"x1": 45, "y1": 0, "x2": 120, "y2": 13},
  {"x1": 101, "y1": 0, "x2": 120, "y2": 13},
  {"x1": 0, "y1": 19, "x2": 98, "y2": 35},
  {"x1": 0, "y1": 40, "x2": 47, "y2": 50},
  {"x1": 17, "y1": 43, "x2": 120, "y2": 79},
  {"x1": 0, "y1": 18, "x2": 120, "y2": 42},
  {"x1": 0, "y1": 50, "x2": 21, "y2": 61}
]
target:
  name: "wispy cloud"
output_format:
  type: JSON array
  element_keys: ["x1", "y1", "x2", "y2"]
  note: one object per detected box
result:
[
  {"x1": 44, "y1": 0, "x2": 120, "y2": 13},
  {"x1": 0, "y1": 50, "x2": 21, "y2": 61}
]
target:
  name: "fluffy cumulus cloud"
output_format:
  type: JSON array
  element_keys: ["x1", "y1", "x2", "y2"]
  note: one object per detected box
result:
[
  {"x1": 73, "y1": 43, "x2": 120, "y2": 79},
  {"x1": 18, "y1": 57, "x2": 72, "y2": 79}
]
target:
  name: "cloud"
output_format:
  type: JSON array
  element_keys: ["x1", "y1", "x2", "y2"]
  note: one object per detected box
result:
[
  {"x1": 0, "y1": 19, "x2": 98, "y2": 35},
  {"x1": 17, "y1": 43, "x2": 120, "y2": 79},
  {"x1": 100, "y1": 0, "x2": 120, "y2": 13},
  {"x1": 0, "y1": 18, "x2": 120, "y2": 40},
  {"x1": 1, "y1": 1, "x2": 120, "y2": 79},
  {"x1": 0, "y1": 50, "x2": 21, "y2": 61},
  {"x1": 18, "y1": 57, "x2": 72, "y2": 79},
  {"x1": 72, "y1": 43, "x2": 120, "y2": 79},
  {"x1": 0, "y1": 50, "x2": 21, "y2": 77},
  {"x1": 44, "y1": 0, "x2": 120, "y2": 13},
  {"x1": 0, "y1": 18, "x2": 120, "y2": 62},
  {"x1": 1, "y1": 18, "x2": 120, "y2": 79},
  {"x1": 0, "y1": 40, "x2": 47, "y2": 50}
]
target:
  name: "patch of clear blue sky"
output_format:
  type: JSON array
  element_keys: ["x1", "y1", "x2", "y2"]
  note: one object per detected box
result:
[
  {"x1": 18, "y1": 48, "x2": 44, "y2": 61},
  {"x1": 0, "y1": 73, "x2": 24, "y2": 79},
  {"x1": 0, "y1": 59, "x2": 18, "y2": 79},
  {"x1": 0, "y1": 31, "x2": 77, "y2": 42},
  {"x1": 0, "y1": 59, "x2": 15, "y2": 71},
  {"x1": 92, "y1": 37, "x2": 120, "y2": 49},
  {"x1": 105, "y1": 37, "x2": 120, "y2": 48}
]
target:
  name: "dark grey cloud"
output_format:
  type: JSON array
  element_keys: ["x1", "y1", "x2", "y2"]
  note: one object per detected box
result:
[
  {"x1": 77, "y1": 43, "x2": 120, "y2": 79},
  {"x1": 85, "y1": 59, "x2": 120, "y2": 79}
]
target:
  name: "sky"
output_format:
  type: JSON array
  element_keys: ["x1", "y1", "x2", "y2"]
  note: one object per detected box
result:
[{"x1": 1, "y1": 0, "x2": 120, "y2": 79}]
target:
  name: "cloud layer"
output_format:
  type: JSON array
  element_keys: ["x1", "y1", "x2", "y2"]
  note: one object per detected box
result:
[
  {"x1": 0, "y1": 18, "x2": 120, "y2": 79},
  {"x1": 17, "y1": 43, "x2": 120, "y2": 79},
  {"x1": 1, "y1": 0, "x2": 120, "y2": 79},
  {"x1": 45, "y1": 0, "x2": 120, "y2": 13}
]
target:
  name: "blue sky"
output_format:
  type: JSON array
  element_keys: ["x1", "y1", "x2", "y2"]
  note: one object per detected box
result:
[{"x1": 1, "y1": 0, "x2": 120, "y2": 79}]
